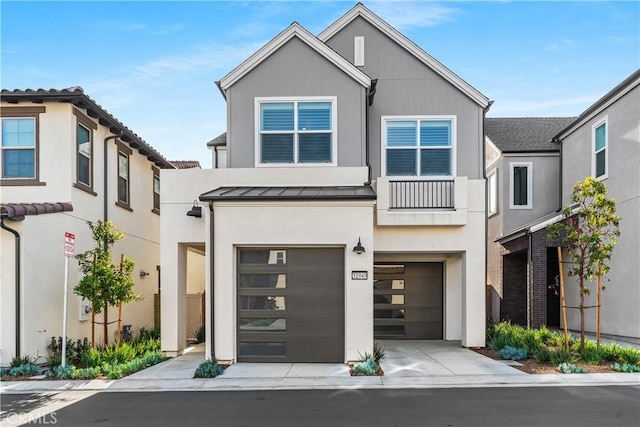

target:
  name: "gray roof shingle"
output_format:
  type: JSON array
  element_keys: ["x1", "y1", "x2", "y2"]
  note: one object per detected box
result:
[{"x1": 486, "y1": 117, "x2": 576, "y2": 153}]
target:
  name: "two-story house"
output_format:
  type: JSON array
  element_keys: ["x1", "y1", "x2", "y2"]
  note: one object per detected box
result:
[
  {"x1": 487, "y1": 69, "x2": 639, "y2": 342},
  {"x1": 161, "y1": 3, "x2": 490, "y2": 363},
  {"x1": 0, "y1": 87, "x2": 175, "y2": 365},
  {"x1": 485, "y1": 117, "x2": 575, "y2": 327}
]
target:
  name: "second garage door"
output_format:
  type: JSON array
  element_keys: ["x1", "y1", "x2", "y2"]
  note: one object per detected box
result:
[{"x1": 237, "y1": 248, "x2": 344, "y2": 362}]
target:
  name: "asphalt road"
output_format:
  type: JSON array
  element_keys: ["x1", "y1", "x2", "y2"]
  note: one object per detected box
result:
[{"x1": 2, "y1": 386, "x2": 639, "y2": 427}]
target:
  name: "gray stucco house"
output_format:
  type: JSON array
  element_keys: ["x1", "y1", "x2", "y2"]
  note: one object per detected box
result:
[
  {"x1": 161, "y1": 2, "x2": 491, "y2": 362},
  {"x1": 487, "y1": 69, "x2": 640, "y2": 342}
]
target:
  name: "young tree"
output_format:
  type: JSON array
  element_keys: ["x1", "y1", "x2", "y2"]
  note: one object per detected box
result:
[
  {"x1": 548, "y1": 177, "x2": 620, "y2": 351},
  {"x1": 75, "y1": 221, "x2": 142, "y2": 347}
]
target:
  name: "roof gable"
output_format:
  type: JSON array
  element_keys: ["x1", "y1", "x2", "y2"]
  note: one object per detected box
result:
[
  {"x1": 318, "y1": 3, "x2": 489, "y2": 108},
  {"x1": 218, "y1": 22, "x2": 371, "y2": 92}
]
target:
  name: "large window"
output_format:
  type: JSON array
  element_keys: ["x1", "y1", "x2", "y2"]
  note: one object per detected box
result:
[
  {"x1": 593, "y1": 118, "x2": 608, "y2": 179},
  {"x1": 382, "y1": 117, "x2": 455, "y2": 177},
  {"x1": 116, "y1": 141, "x2": 132, "y2": 211},
  {"x1": 510, "y1": 162, "x2": 532, "y2": 209},
  {"x1": 256, "y1": 97, "x2": 336, "y2": 166}
]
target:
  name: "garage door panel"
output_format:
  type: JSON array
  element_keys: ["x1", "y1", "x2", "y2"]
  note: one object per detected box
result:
[
  {"x1": 374, "y1": 262, "x2": 443, "y2": 340},
  {"x1": 238, "y1": 248, "x2": 344, "y2": 363}
]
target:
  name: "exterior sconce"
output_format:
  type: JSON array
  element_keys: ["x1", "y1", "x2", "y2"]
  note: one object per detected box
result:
[
  {"x1": 352, "y1": 237, "x2": 366, "y2": 254},
  {"x1": 140, "y1": 270, "x2": 150, "y2": 278},
  {"x1": 186, "y1": 200, "x2": 202, "y2": 218}
]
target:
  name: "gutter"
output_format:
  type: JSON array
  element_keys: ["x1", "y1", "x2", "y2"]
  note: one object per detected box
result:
[
  {"x1": 364, "y1": 79, "x2": 378, "y2": 186},
  {"x1": 1, "y1": 217, "x2": 21, "y2": 357}
]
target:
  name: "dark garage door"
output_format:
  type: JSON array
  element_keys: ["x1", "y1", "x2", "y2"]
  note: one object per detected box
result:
[
  {"x1": 374, "y1": 262, "x2": 443, "y2": 339},
  {"x1": 237, "y1": 248, "x2": 344, "y2": 362}
]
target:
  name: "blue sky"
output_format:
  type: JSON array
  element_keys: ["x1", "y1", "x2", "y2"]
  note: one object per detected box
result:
[{"x1": 2, "y1": 1, "x2": 638, "y2": 168}]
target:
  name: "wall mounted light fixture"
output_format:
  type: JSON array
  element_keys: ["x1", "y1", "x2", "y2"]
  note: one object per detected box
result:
[
  {"x1": 140, "y1": 270, "x2": 150, "y2": 278},
  {"x1": 186, "y1": 200, "x2": 202, "y2": 218},
  {"x1": 352, "y1": 237, "x2": 366, "y2": 254}
]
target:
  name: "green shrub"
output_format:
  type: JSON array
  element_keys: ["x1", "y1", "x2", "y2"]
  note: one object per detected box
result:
[
  {"x1": 600, "y1": 343, "x2": 622, "y2": 362},
  {"x1": 617, "y1": 346, "x2": 640, "y2": 365},
  {"x1": 194, "y1": 360, "x2": 224, "y2": 378},
  {"x1": 352, "y1": 358, "x2": 377, "y2": 376},
  {"x1": 81, "y1": 348, "x2": 103, "y2": 368},
  {"x1": 10, "y1": 354, "x2": 36, "y2": 368},
  {"x1": 46, "y1": 337, "x2": 90, "y2": 367},
  {"x1": 135, "y1": 326, "x2": 161, "y2": 342},
  {"x1": 611, "y1": 362, "x2": 640, "y2": 373},
  {"x1": 48, "y1": 365, "x2": 77, "y2": 379},
  {"x1": 9, "y1": 363, "x2": 40, "y2": 377},
  {"x1": 373, "y1": 342, "x2": 386, "y2": 363},
  {"x1": 557, "y1": 363, "x2": 586, "y2": 374},
  {"x1": 192, "y1": 325, "x2": 205, "y2": 344},
  {"x1": 578, "y1": 341, "x2": 606, "y2": 365},
  {"x1": 550, "y1": 347, "x2": 575, "y2": 365},
  {"x1": 0, "y1": 367, "x2": 10, "y2": 377},
  {"x1": 488, "y1": 322, "x2": 539, "y2": 353},
  {"x1": 532, "y1": 346, "x2": 552, "y2": 363},
  {"x1": 497, "y1": 346, "x2": 528, "y2": 361}
]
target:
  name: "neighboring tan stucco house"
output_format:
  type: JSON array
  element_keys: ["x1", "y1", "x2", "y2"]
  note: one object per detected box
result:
[
  {"x1": 161, "y1": 3, "x2": 490, "y2": 363},
  {"x1": 0, "y1": 88, "x2": 175, "y2": 365},
  {"x1": 487, "y1": 69, "x2": 640, "y2": 342}
]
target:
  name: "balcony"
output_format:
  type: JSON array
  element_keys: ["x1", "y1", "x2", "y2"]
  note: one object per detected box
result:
[{"x1": 376, "y1": 176, "x2": 469, "y2": 226}]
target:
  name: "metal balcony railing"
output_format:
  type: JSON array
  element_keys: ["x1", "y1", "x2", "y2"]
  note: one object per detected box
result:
[{"x1": 389, "y1": 180, "x2": 455, "y2": 209}]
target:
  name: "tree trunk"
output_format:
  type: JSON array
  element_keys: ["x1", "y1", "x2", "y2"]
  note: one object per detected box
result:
[
  {"x1": 104, "y1": 303, "x2": 109, "y2": 347},
  {"x1": 557, "y1": 247, "x2": 569, "y2": 351},
  {"x1": 91, "y1": 304, "x2": 95, "y2": 348},
  {"x1": 579, "y1": 286, "x2": 585, "y2": 352},
  {"x1": 117, "y1": 303, "x2": 123, "y2": 345},
  {"x1": 597, "y1": 262, "x2": 602, "y2": 348}
]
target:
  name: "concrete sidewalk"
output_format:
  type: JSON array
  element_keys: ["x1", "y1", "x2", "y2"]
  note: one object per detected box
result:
[{"x1": 2, "y1": 341, "x2": 638, "y2": 393}]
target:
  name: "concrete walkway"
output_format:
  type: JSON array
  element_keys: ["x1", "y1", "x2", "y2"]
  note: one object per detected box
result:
[{"x1": 2, "y1": 341, "x2": 638, "y2": 393}]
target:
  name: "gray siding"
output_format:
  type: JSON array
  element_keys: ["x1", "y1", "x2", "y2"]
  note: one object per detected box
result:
[
  {"x1": 502, "y1": 153, "x2": 560, "y2": 234},
  {"x1": 561, "y1": 85, "x2": 640, "y2": 339},
  {"x1": 324, "y1": 16, "x2": 485, "y2": 180},
  {"x1": 226, "y1": 37, "x2": 366, "y2": 168}
]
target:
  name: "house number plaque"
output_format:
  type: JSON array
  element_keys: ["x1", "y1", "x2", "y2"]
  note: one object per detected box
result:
[{"x1": 351, "y1": 271, "x2": 368, "y2": 280}]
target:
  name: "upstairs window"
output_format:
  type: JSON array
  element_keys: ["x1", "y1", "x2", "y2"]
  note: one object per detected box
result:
[
  {"x1": 256, "y1": 97, "x2": 336, "y2": 166},
  {"x1": 1, "y1": 106, "x2": 45, "y2": 186},
  {"x1": 73, "y1": 108, "x2": 97, "y2": 194},
  {"x1": 116, "y1": 141, "x2": 132, "y2": 211},
  {"x1": 382, "y1": 117, "x2": 455, "y2": 178},
  {"x1": 488, "y1": 170, "x2": 497, "y2": 216},
  {"x1": 510, "y1": 162, "x2": 532, "y2": 209},
  {"x1": 1, "y1": 118, "x2": 35, "y2": 179},
  {"x1": 593, "y1": 119, "x2": 608, "y2": 179},
  {"x1": 152, "y1": 166, "x2": 160, "y2": 214}
]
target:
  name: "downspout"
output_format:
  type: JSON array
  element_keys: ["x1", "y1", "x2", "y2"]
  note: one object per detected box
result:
[
  {"x1": 527, "y1": 229, "x2": 533, "y2": 328},
  {"x1": 1, "y1": 217, "x2": 21, "y2": 357},
  {"x1": 103, "y1": 132, "x2": 123, "y2": 222},
  {"x1": 364, "y1": 79, "x2": 378, "y2": 186},
  {"x1": 482, "y1": 101, "x2": 494, "y2": 326},
  {"x1": 554, "y1": 136, "x2": 563, "y2": 212},
  {"x1": 208, "y1": 202, "x2": 215, "y2": 358},
  {"x1": 213, "y1": 146, "x2": 219, "y2": 169}
]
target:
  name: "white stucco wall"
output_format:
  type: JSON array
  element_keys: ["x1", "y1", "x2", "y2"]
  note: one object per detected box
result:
[{"x1": 1, "y1": 102, "x2": 162, "y2": 365}]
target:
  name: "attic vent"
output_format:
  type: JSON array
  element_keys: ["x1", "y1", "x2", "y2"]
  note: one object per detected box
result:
[{"x1": 354, "y1": 36, "x2": 364, "y2": 66}]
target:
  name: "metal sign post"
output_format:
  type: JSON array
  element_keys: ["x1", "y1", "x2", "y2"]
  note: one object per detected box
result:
[{"x1": 62, "y1": 232, "x2": 75, "y2": 368}]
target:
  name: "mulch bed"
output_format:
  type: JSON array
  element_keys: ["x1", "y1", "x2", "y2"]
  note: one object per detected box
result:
[{"x1": 471, "y1": 347, "x2": 617, "y2": 374}]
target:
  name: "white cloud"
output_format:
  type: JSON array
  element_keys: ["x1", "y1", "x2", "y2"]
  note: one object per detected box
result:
[
  {"x1": 367, "y1": 1, "x2": 460, "y2": 30},
  {"x1": 545, "y1": 39, "x2": 577, "y2": 52}
]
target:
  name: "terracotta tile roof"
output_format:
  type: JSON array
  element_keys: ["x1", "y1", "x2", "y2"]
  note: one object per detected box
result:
[
  {"x1": 1, "y1": 202, "x2": 73, "y2": 220},
  {"x1": 486, "y1": 117, "x2": 576, "y2": 153},
  {"x1": 170, "y1": 160, "x2": 201, "y2": 169},
  {"x1": 1, "y1": 87, "x2": 175, "y2": 169}
]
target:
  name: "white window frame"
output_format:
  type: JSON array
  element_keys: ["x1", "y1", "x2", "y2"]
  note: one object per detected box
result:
[
  {"x1": 380, "y1": 115, "x2": 457, "y2": 180},
  {"x1": 488, "y1": 169, "x2": 498, "y2": 216},
  {"x1": 254, "y1": 96, "x2": 338, "y2": 167},
  {"x1": 509, "y1": 162, "x2": 532, "y2": 209},
  {"x1": 592, "y1": 116, "x2": 608, "y2": 180}
]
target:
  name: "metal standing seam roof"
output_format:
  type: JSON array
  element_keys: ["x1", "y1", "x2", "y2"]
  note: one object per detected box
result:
[
  {"x1": 1, "y1": 202, "x2": 73, "y2": 220},
  {"x1": 485, "y1": 117, "x2": 577, "y2": 153},
  {"x1": 200, "y1": 186, "x2": 377, "y2": 201}
]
